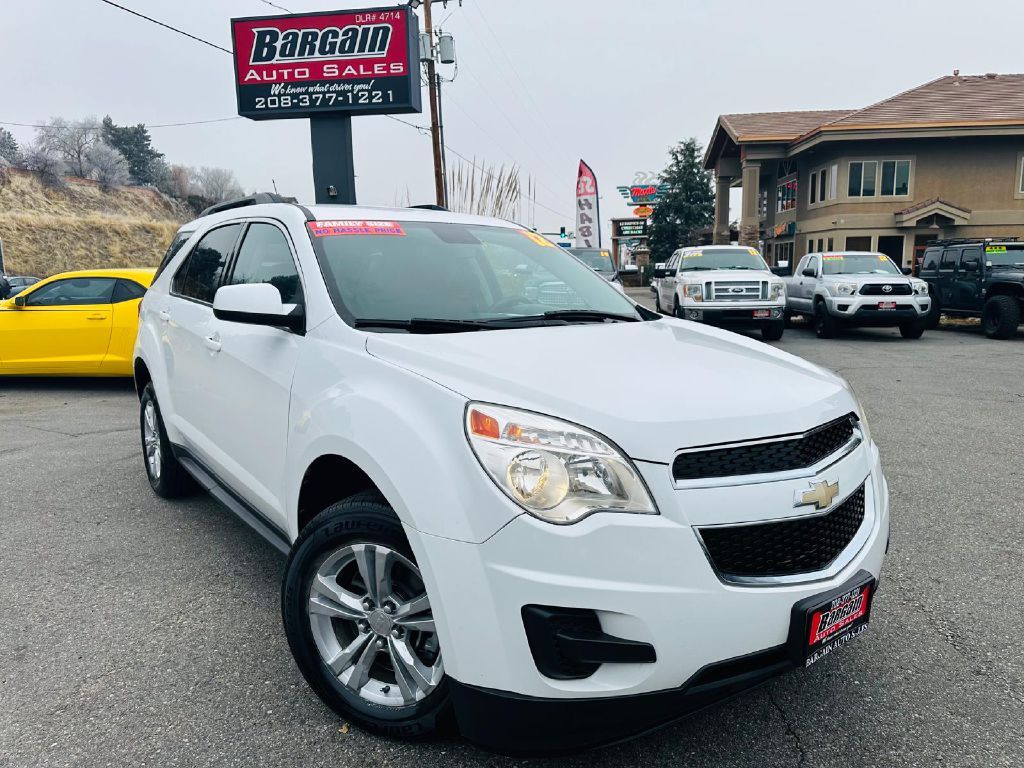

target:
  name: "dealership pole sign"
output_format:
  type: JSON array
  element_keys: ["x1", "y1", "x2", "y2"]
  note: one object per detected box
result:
[{"x1": 231, "y1": 7, "x2": 422, "y2": 203}]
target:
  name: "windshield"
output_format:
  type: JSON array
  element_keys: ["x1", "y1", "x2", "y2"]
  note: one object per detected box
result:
[
  {"x1": 309, "y1": 220, "x2": 640, "y2": 329},
  {"x1": 679, "y1": 248, "x2": 768, "y2": 271},
  {"x1": 822, "y1": 253, "x2": 901, "y2": 275},
  {"x1": 985, "y1": 244, "x2": 1024, "y2": 268},
  {"x1": 568, "y1": 248, "x2": 615, "y2": 273}
]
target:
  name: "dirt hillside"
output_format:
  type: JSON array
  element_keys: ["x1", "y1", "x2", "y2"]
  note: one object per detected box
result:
[{"x1": 0, "y1": 170, "x2": 190, "y2": 277}]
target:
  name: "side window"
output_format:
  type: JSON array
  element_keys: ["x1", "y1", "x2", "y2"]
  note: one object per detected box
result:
[
  {"x1": 154, "y1": 230, "x2": 194, "y2": 280},
  {"x1": 172, "y1": 224, "x2": 242, "y2": 304},
  {"x1": 939, "y1": 248, "x2": 959, "y2": 270},
  {"x1": 112, "y1": 279, "x2": 147, "y2": 303},
  {"x1": 958, "y1": 247, "x2": 981, "y2": 271},
  {"x1": 229, "y1": 223, "x2": 304, "y2": 305},
  {"x1": 26, "y1": 277, "x2": 116, "y2": 307},
  {"x1": 921, "y1": 248, "x2": 941, "y2": 272},
  {"x1": 805, "y1": 256, "x2": 819, "y2": 275}
]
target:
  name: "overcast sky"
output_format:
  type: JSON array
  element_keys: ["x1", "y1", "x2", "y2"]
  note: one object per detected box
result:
[{"x1": 4, "y1": 0, "x2": 1023, "y2": 237}]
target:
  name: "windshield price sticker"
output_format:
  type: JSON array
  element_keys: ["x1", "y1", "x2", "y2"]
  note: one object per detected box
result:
[
  {"x1": 683, "y1": 252, "x2": 703, "y2": 259},
  {"x1": 519, "y1": 230, "x2": 556, "y2": 248},
  {"x1": 308, "y1": 220, "x2": 406, "y2": 237},
  {"x1": 986, "y1": 245, "x2": 1007, "y2": 254},
  {"x1": 823, "y1": 255, "x2": 844, "y2": 261}
]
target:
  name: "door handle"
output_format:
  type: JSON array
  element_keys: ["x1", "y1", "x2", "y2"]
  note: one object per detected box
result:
[
  {"x1": 158, "y1": 309, "x2": 171, "y2": 323},
  {"x1": 86, "y1": 313, "x2": 107, "y2": 320},
  {"x1": 203, "y1": 334, "x2": 222, "y2": 353}
]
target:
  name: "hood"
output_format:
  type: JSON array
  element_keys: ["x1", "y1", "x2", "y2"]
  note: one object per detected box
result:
[
  {"x1": 365, "y1": 319, "x2": 855, "y2": 463},
  {"x1": 677, "y1": 269, "x2": 779, "y2": 282}
]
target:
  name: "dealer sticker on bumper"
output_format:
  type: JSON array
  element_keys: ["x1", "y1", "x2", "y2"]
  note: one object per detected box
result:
[{"x1": 789, "y1": 571, "x2": 875, "y2": 668}]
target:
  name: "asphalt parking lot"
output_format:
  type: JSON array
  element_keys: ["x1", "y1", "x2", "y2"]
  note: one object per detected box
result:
[{"x1": 2, "y1": 309, "x2": 1022, "y2": 767}]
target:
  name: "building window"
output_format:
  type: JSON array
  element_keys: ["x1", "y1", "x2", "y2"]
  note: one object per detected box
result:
[
  {"x1": 827, "y1": 237, "x2": 834, "y2": 251},
  {"x1": 777, "y1": 178, "x2": 797, "y2": 212},
  {"x1": 849, "y1": 159, "x2": 910, "y2": 197},
  {"x1": 818, "y1": 170, "x2": 827, "y2": 202},
  {"x1": 808, "y1": 166, "x2": 835, "y2": 206},
  {"x1": 809, "y1": 171, "x2": 817, "y2": 205},
  {"x1": 830, "y1": 164, "x2": 838, "y2": 199},
  {"x1": 776, "y1": 241, "x2": 794, "y2": 265},
  {"x1": 1019, "y1": 156, "x2": 1024, "y2": 194}
]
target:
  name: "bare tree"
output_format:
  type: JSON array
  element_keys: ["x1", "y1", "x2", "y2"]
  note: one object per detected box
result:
[
  {"x1": 20, "y1": 138, "x2": 67, "y2": 188},
  {"x1": 168, "y1": 164, "x2": 197, "y2": 199},
  {"x1": 85, "y1": 142, "x2": 130, "y2": 191},
  {"x1": 195, "y1": 166, "x2": 244, "y2": 202},
  {"x1": 39, "y1": 117, "x2": 100, "y2": 178}
]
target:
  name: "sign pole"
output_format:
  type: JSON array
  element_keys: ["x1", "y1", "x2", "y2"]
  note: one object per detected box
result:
[
  {"x1": 310, "y1": 113, "x2": 356, "y2": 205},
  {"x1": 423, "y1": 0, "x2": 446, "y2": 207}
]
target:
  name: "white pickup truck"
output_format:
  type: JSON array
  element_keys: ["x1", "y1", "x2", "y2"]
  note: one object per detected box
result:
[
  {"x1": 653, "y1": 245, "x2": 787, "y2": 340},
  {"x1": 785, "y1": 251, "x2": 931, "y2": 339}
]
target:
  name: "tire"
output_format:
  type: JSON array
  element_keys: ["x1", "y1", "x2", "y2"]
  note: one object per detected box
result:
[
  {"x1": 655, "y1": 293, "x2": 663, "y2": 314},
  {"x1": 813, "y1": 301, "x2": 837, "y2": 339},
  {"x1": 673, "y1": 298, "x2": 683, "y2": 319},
  {"x1": 140, "y1": 383, "x2": 195, "y2": 498},
  {"x1": 899, "y1": 318, "x2": 926, "y2": 339},
  {"x1": 761, "y1": 320, "x2": 785, "y2": 341},
  {"x1": 282, "y1": 493, "x2": 451, "y2": 740},
  {"x1": 924, "y1": 293, "x2": 942, "y2": 329},
  {"x1": 981, "y1": 295, "x2": 1021, "y2": 339},
  {"x1": 783, "y1": 308, "x2": 794, "y2": 328}
]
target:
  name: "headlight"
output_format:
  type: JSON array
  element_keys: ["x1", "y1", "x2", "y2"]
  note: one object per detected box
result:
[
  {"x1": 849, "y1": 392, "x2": 872, "y2": 444},
  {"x1": 683, "y1": 284, "x2": 703, "y2": 301},
  {"x1": 465, "y1": 403, "x2": 658, "y2": 524},
  {"x1": 833, "y1": 282, "x2": 859, "y2": 296},
  {"x1": 770, "y1": 282, "x2": 785, "y2": 300},
  {"x1": 913, "y1": 282, "x2": 929, "y2": 296}
]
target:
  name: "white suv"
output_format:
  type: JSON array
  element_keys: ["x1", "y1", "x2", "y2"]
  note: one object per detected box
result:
[{"x1": 134, "y1": 198, "x2": 889, "y2": 754}]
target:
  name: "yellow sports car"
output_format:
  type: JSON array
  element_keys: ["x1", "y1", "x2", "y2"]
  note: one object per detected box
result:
[{"x1": 0, "y1": 268, "x2": 156, "y2": 376}]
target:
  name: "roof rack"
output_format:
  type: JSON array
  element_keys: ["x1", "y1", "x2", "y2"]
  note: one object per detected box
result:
[
  {"x1": 408, "y1": 204, "x2": 448, "y2": 211},
  {"x1": 199, "y1": 192, "x2": 298, "y2": 218},
  {"x1": 928, "y1": 236, "x2": 1020, "y2": 247}
]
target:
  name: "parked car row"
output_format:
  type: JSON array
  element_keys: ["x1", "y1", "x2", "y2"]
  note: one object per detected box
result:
[
  {"x1": 651, "y1": 241, "x2": 1022, "y2": 342},
  {"x1": 0, "y1": 274, "x2": 40, "y2": 300}
]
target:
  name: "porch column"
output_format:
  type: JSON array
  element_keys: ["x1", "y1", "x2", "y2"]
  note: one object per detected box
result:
[
  {"x1": 739, "y1": 160, "x2": 761, "y2": 247},
  {"x1": 713, "y1": 175, "x2": 732, "y2": 244}
]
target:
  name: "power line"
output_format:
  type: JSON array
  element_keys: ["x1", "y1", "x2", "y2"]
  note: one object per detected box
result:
[
  {"x1": 96, "y1": 0, "x2": 232, "y2": 54},
  {"x1": 0, "y1": 117, "x2": 243, "y2": 130},
  {"x1": 257, "y1": 0, "x2": 293, "y2": 12}
]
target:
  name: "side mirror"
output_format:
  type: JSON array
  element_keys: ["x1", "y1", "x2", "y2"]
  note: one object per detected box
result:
[
  {"x1": 213, "y1": 283, "x2": 304, "y2": 334},
  {"x1": 901, "y1": 266, "x2": 912, "y2": 275},
  {"x1": 801, "y1": 267, "x2": 817, "y2": 278},
  {"x1": 14, "y1": 295, "x2": 27, "y2": 307},
  {"x1": 961, "y1": 259, "x2": 979, "y2": 273}
]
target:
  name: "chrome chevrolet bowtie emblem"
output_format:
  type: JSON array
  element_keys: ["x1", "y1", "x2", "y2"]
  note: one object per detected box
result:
[{"x1": 795, "y1": 480, "x2": 839, "y2": 510}]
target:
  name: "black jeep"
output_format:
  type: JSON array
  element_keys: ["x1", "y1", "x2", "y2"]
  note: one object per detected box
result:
[{"x1": 917, "y1": 239, "x2": 1024, "y2": 339}]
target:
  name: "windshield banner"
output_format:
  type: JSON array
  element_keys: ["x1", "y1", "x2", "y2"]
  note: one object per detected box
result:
[{"x1": 575, "y1": 160, "x2": 601, "y2": 249}]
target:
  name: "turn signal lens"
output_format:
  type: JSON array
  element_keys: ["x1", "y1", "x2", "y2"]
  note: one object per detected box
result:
[{"x1": 469, "y1": 408, "x2": 500, "y2": 439}]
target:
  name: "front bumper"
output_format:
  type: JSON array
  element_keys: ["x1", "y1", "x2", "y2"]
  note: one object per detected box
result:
[
  {"x1": 824, "y1": 294, "x2": 929, "y2": 325},
  {"x1": 408, "y1": 441, "x2": 889, "y2": 752},
  {"x1": 680, "y1": 301, "x2": 786, "y2": 326}
]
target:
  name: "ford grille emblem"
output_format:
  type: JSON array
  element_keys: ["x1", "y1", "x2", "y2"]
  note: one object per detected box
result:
[{"x1": 730, "y1": 287, "x2": 744, "y2": 294}]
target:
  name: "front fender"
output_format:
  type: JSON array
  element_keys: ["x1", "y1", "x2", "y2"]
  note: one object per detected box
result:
[{"x1": 286, "y1": 326, "x2": 524, "y2": 545}]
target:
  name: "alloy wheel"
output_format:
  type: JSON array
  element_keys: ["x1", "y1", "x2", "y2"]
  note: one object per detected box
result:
[
  {"x1": 143, "y1": 400, "x2": 162, "y2": 481},
  {"x1": 307, "y1": 543, "x2": 443, "y2": 707}
]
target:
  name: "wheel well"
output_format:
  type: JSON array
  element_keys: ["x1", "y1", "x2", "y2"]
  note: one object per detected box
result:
[
  {"x1": 297, "y1": 454, "x2": 379, "y2": 534},
  {"x1": 986, "y1": 283, "x2": 1024, "y2": 301},
  {"x1": 133, "y1": 358, "x2": 151, "y2": 401}
]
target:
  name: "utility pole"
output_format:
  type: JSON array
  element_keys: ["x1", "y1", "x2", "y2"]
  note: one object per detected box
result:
[{"x1": 423, "y1": 1, "x2": 446, "y2": 208}]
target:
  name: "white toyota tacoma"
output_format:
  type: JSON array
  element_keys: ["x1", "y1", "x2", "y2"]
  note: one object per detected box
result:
[
  {"x1": 655, "y1": 245, "x2": 787, "y2": 340},
  {"x1": 785, "y1": 251, "x2": 931, "y2": 338},
  {"x1": 134, "y1": 198, "x2": 889, "y2": 754}
]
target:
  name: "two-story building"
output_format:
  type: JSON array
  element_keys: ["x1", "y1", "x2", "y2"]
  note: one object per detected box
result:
[{"x1": 704, "y1": 72, "x2": 1024, "y2": 268}]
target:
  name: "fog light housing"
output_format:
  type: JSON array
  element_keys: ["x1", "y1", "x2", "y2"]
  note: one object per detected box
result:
[
  {"x1": 771, "y1": 308, "x2": 783, "y2": 318},
  {"x1": 687, "y1": 309, "x2": 702, "y2": 321}
]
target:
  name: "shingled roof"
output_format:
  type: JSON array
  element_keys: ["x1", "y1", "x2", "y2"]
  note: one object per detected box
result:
[
  {"x1": 719, "y1": 110, "x2": 854, "y2": 141},
  {"x1": 824, "y1": 73, "x2": 1024, "y2": 129}
]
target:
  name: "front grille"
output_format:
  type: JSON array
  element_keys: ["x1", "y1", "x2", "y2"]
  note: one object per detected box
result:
[
  {"x1": 672, "y1": 414, "x2": 857, "y2": 482},
  {"x1": 537, "y1": 281, "x2": 586, "y2": 308},
  {"x1": 860, "y1": 283, "x2": 912, "y2": 296},
  {"x1": 710, "y1": 280, "x2": 766, "y2": 301},
  {"x1": 698, "y1": 483, "x2": 866, "y2": 578}
]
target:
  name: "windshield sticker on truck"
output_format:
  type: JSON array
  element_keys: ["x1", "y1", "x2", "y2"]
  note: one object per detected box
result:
[
  {"x1": 986, "y1": 245, "x2": 1007, "y2": 254},
  {"x1": 683, "y1": 251, "x2": 703, "y2": 259},
  {"x1": 747, "y1": 248, "x2": 759, "y2": 256},
  {"x1": 518, "y1": 230, "x2": 556, "y2": 247},
  {"x1": 308, "y1": 220, "x2": 406, "y2": 237},
  {"x1": 823, "y1": 255, "x2": 844, "y2": 261}
]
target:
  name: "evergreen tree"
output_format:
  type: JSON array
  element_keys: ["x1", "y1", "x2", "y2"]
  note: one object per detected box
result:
[
  {"x1": 101, "y1": 116, "x2": 164, "y2": 184},
  {"x1": 0, "y1": 127, "x2": 19, "y2": 164},
  {"x1": 646, "y1": 139, "x2": 715, "y2": 262}
]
